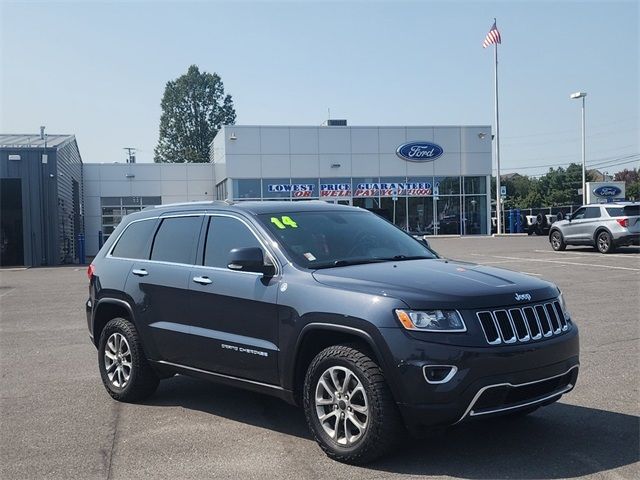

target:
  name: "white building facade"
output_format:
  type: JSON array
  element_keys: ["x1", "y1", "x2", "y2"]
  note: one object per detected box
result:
[{"x1": 84, "y1": 124, "x2": 492, "y2": 256}]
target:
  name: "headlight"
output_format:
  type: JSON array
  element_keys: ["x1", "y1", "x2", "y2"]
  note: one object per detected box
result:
[
  {"x1": 558, "y1": 293, "x2": 570, "y2": 320},
  {"x1": 395, "y1": 309, "x2": 466, "y2": 332}
]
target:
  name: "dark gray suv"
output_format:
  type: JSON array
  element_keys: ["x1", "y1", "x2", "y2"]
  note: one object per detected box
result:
[{"x1": 86, "y1": 201, "x2": 579, "y2": 464}]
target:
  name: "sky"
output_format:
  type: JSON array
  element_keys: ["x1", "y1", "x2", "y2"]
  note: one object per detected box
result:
[{"x1": 1, "y1": 0, "x2": 638, "y2": 177}]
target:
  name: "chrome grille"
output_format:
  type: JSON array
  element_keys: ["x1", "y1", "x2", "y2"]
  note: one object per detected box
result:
[{"x1": 477, "y1": 300, "x2": 570, "y2": 345}]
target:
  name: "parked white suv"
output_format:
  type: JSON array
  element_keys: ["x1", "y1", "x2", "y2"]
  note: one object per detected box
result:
[{"x1": 549, "y1": 203, "x2": 640, "y2": 253}]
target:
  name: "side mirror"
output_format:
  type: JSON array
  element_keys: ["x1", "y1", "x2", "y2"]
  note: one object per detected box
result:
[
  {"x1": 228, "y1": 247, "x2": 275, "y2": 276},
  {"x1": 566, "y1": 213, "x2": 572, "y2": 221},
  {"x1": 420, "y1": 235, "x2": 431, "y2": 249}
]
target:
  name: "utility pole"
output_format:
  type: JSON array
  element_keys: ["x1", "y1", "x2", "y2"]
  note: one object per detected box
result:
[{"x1": 124, "y1": 147, "x2": 136, "y2": 164}]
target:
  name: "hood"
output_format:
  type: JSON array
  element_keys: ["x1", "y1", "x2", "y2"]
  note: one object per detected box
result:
[{"x1": 312, "y1": 258, "x2": 558, "y2": 309}]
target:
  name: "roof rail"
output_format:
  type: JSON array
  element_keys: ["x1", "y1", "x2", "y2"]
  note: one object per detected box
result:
[{"x1": 148, "y1": 200, "x2": 233, "y2": 209}]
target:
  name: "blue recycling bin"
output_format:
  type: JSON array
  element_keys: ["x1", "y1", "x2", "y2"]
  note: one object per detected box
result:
[
  {"x1": 508, "y1": 209, "x2": 515, "y2": 234},
  {"x1": 77, "y1": 233, "x2": 86, "y2": 265}
]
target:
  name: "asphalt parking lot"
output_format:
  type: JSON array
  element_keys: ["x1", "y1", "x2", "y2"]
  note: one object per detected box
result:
[{"x1": 1, "y1": 236, "x2": 638, "y2": 479}]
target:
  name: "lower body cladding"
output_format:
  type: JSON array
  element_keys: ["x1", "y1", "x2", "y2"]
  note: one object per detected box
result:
[
  {"x1": 381, "y1": 327, "x2": 579, "y2": 434},
  {"x1": 614, "y1": 233, "x2": 640, "y2": 247}
]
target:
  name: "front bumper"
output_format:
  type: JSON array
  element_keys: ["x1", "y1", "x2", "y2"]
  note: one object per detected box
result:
[{"x1": 380, "y1": 324, "x2": 579, "y2": 432}]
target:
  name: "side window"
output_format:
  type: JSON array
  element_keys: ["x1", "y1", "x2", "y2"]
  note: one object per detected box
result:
[
  {"x1": 572, "y1": 208, "x2": 586, "y2": 220},
  {"x1": 111, "y1": 219, "x2": 156, "y2": 259},
  {"x1": 150, "y1": 216, "x2": 202, "y2": 264},
  {"x1": 204, "y1": 216, "x2": 263, "y2": 268},
  {"x1": 584, "y1": 207, "x2": 601, "y2": 219},
  {"x1": 605, "y1": 207, "x2": 624, "y2": 217}
]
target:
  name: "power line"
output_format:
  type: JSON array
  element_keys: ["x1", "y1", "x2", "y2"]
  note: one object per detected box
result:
[
  {"x1": 502, "y1": 157, "x2": 639, "y2": 179},
  {"x1": 500, "y1": 153, "x2": 639, "y2": 171}
]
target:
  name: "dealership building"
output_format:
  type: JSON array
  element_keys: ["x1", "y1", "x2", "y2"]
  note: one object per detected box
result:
[{"x1": 2, "y1": 124, "x2": 493, "y2": 265}]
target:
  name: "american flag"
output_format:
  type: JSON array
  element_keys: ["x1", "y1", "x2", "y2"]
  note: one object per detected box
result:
[{"x1": 483, "y1": 21, "x2": 501, "y2": 48}]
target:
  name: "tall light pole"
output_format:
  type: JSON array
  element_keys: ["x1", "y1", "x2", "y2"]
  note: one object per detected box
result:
[{"x1": 570, "y1": 91, "x2": 587, "y2": 204}]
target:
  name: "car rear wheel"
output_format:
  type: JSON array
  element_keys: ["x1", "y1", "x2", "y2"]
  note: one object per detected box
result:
[
  {"x1": 98, "y1": 317, "x2": 159, "y2": 402},
  {"x1": 596, "y1": 231, "x2": 615, "y2": 254},
  {"x1": 303, "y1": 345, "x2": 403, "y2": 464},
  {"x1": 550, "y1": 230, "x2": 566, "y2": 251}
]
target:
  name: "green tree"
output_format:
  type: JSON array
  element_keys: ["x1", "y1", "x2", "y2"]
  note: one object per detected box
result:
[
  {"x1": 613, "y1": 168, "x2": 639, "y2": 185},
  {"x1": 154, "y1": 65, "x2": 236, "y2": 163},
  {"x1": 627, "y1": 181, "x2": 640, "y2": 201},
  {"x1": 537, "y1": 164, "x2": 595, "y2": 206}
]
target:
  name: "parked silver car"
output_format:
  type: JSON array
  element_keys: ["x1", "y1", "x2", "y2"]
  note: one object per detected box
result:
[{"x1": 549, "y1": 202, "x2": 640, "y2": 253}]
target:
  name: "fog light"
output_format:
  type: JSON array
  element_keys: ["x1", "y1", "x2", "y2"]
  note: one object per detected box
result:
[{"x1": 423, "y1": 365, "x2": 457, "y2": 384}]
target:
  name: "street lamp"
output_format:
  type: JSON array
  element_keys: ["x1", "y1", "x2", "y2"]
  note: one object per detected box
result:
[{"x1": 570, "y1": 91, "x2": 587, "y2": 204}]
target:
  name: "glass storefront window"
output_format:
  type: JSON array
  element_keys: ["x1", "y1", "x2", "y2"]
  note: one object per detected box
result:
[
  {"x1": 379, "y1": 197, "x2": 407, "y2": 229},
  {"x1": 320, "y1": 178, "x2": 352, "y2": 200},
  {"x1": 463, "y1": 195, "x2": 487, "y2": 234},
  {"x1": 464, "y1": 176, "x2": 487, "y2": 195},
  {"x1": 233, "y1": 179, "x2": 261, "y2": 199},
  {"x1": 227, "y1": 175, "x2": 488, "y2": 237},
  {"x1": 408, "y1": 196, "x2": 434, "y2": 235},
  {"x1": 353, "y1": 197, "x2": 381, "y2": 209},
  {"x1": 379, "y1": 177, "x2": 407, "y2": 197},
  {"x1": 352, "y1": 177, "x2": 380, "y2": 199},
  {"x1": 434, "y1": 176, "x2": 461, "y2": 195},
  {"x1": 100, "y1": 196, "x2": 161, "y2": 241},
  {"x1": 435, "y1": 196, "x2": 461, "y2": 235},
  {"x1": 294, "y1": 178, "x2": 319, "y2": 199},
  {"x1": 406, "y1": 177, "x2": 435, "y2": 196},
  {"x1": 262, "y1": 178, "x2": 317, "y2": 199}
]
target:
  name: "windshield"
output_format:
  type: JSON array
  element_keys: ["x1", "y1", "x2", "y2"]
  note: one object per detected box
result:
[{"x1": 258, "y1": 210, "x2": 437, "y2": 269}]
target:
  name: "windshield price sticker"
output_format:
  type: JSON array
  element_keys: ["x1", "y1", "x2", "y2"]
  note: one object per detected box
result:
[{"x1": 271, "y1": 216, "x2": 298, "y2": 229}]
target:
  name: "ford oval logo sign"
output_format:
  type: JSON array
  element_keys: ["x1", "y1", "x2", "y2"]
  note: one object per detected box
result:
[
  {"x1": 396, "y1": 142, "x2": 444, "y2": 162},
  {"x1": 593, "y1": 186, "x2": 622, "y2": 197}
]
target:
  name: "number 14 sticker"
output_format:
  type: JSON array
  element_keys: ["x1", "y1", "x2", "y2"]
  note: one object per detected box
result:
[{"x1": 271, "y1": 216, "x2": 298, "y2": 229}]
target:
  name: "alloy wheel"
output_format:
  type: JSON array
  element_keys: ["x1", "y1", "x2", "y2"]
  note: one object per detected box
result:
[
  {"x1": 315, "y1": 366, "x2": 369, "y2": 446},
  {"x1": 104, "y1": 332, "x2": 132, "y2": 388},
  {"x1": 598, "y1": 233, "x2": 610, "y2": 252}
]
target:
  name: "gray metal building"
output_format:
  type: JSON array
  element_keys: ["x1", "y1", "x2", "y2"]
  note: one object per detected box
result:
[{"x1": 0, "y1": 134, "x2": 84, "y2": 267}]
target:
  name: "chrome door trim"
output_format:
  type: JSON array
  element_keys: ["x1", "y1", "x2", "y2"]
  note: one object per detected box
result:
[{"x1": 155, "y1": 360, "x2": 285, "y2": 391}]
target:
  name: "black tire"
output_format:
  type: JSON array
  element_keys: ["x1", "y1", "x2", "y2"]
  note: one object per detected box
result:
[
  {"x1": 98, "y1": 317, "x2": 159, "y2": 402},
  {"x1": 596, "y1": 230, "x2": 615, "y2": 254},
  {"x1": 556, "y1": 211, "x2": 564, "y2": 221},
  {"x1": 536, "y1": 213, "x2": 546, "y2": 227},
  {"x1": 303, "y1": 344, "x2": 403, "y2": 464},
  {"x1": 550, "y1": 230, "x2": 566, "y2": 251}
]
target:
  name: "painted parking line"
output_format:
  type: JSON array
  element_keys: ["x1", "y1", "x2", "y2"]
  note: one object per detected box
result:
[
  {"x1": 470, "y1": 254, "x2": 640, "y2": 272},
  {"x1": 534, "y1": 249, "x2": 640, "y2": 259}
]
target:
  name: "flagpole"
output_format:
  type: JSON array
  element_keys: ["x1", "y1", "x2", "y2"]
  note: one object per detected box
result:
[{"x1": 493, "y1": 21, "x2": 502, "y2": 235}]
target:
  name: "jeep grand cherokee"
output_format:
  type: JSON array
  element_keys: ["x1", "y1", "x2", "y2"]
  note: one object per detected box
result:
[{"x1": 86, "y1": 201, "x2": 579, "y2": 464}]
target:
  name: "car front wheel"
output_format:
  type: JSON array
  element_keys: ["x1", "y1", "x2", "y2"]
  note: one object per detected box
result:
[
  {"x1": 550, "y1": 230, "x2": 566, "y2": 251},
  {"x1": 98, "y1": 317, "x2": 159, "y2": 402},
  {"x1": 303, "y1": 345, "x2": 403, "y2": 464}
]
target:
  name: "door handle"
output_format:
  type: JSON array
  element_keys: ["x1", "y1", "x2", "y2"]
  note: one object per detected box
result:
[
  {"x1": 193, "y1": 276, "x2": 212, "y2": 285},
  {"x1": 132, "y1": 269, "x2": 148, "y2": 277}
]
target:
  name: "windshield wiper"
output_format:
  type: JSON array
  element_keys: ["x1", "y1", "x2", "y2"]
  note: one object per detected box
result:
[
  {"x1": 382, "y1": 255, "x2": 434, "y2": 261},
  {"x1": 313, "y1": 258, "x2": 388, "y2": 269}
]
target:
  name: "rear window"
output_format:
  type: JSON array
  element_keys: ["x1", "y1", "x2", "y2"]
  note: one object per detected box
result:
[
  {"x1": 150, "y1": 216, "x2": 202, "y2": 264},
  {"x1": 606, "y1": 205, "x2": 640, "y2": 216},
  {"x1": 111, "y1": 219, "x2": 156, "y2": 259}
]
